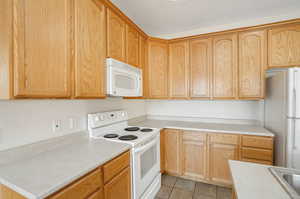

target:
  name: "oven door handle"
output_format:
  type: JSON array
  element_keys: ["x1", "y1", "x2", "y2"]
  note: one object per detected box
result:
[{"x1": 134, "y1": 138, "x2": 157, "y2": 154}]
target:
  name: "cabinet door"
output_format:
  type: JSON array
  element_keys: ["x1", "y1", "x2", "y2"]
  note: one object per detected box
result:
[
  {"x1": 268, "y1": 24, "x2": 300, "y2": 68},
  {"x1": 74, "y1": 0, "x2": 106, "y2": 98},
  {"x1": 104, "y1": 167, "x2": 131, "y2": 199},
  {"x1": 148, "y1": 40, "x2": 169, "y2": 99},
  {"x1": 213, "y1": 34, "x2": 238, "y2": 99},
  {"x1": 190, "y1": 38, "x2": 212, "y2": 99},
  {"x1": 169, "y1": 41, "x2": 189, "y2": 99},
  {"x1": 238, "y1": 30, "x2": 267, "y2": 99},
  {"x1": 13, "y1": 0, "x2": 72, "y2": 97},
  {"x1": 126, "y1": 25, "x2": 139, "y2": 67},
  {"x1": 107, "y1": 9, "x2": 126, "y2": 62},
  {"x1": 182, "y1": 132, "x2": 207, "y2": 180},
  {"x1": 140, "y1": 36, "x2": 148, "y2": 98},
  {"x1": 88, "y1": 190, "x2": 104, "y2": 199},
  {"x1": 164, "y1": 129, "x2": 181, "y2": 175},
  {"x1": 209, "y1": 142, "x2": 238, "y2": 185},
  {"x1": 160, "y1": 130, "x2": 165, "y2": 173}
]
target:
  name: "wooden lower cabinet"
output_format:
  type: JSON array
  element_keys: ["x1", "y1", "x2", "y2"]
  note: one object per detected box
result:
[
  {"x1": 88, "y1": 190, "x2": 104, "y2": 199},
  {"x1": 163, "y1": 129, "x2": 182, "y2": 175},
  {"x1": 208, "y1": 142, "x2": 238, "y2": 185},
  {"x1": 161, "y1": 130, "x2": 273, "y2": 187},
  {"x1": 181, "y1": 131, "x2": 207, "y2": 180},
  {"x1": 104, "y1": 167, "x2": 131, "y2": 199}
]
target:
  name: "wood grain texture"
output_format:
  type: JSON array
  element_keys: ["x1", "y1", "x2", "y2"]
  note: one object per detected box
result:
[
  {"x1": 87, "y1": 189, "x2": 104, "y2": 199},
  {"x1": 169, "y1": 41, "x2": 189, "y2": 99},
  {"x1": 160, "y1": 130, "x2": 165, "y2": 173},
  {"x1": 13, "y1": 0, "x2": 72, "y2": 98},
  {"x1": 182, "y1": 131, "x2": 207, "y2": 180},
  {"x1": 48, "y1": 168, "x2": 103, "y2": 199},
  {"x1": 268, "y1": 23, "x2": 300, "y2": 68},
  {"x1": 238, "y1": 30, "x2": 267, "y2": 99},
  {"x1": 241, "y1": 135, "x2": 273, "y2": 150},
  {"x1": 189, "y1": 38, "x2": 212, "y2": 99},
  {"x1": 74, "y1": 0, "x2": 106, "y2": 98},
  {"x1": 241, "y1": 147, "x2": 273, "y2": 162},
  {"x1": 126, "y1": 25, "x2": 139, "y2": 67},
  {"x1": 0, "y1": 0, "x2": 13, "y2": 99},
  {"x1": 209, "y1": 133, "x2": 239, "y2": 145},
  {"x1": 212, "y1": 34, "x2": 238, "y2": 99},
  {"x1": 147, "y1": 40, "x2": 169, "y2": 99},
  {"x1": 104, "y1": 167, "x2": 131, "y2": 199},
  {"x1": 0, "y1": 185, "x2": 26, "y2": 199},
  {"x1": 103, "y1": 151, "x2": 130, "y2": 184},
  {"x1": 164, "y1": 129, "x2": 182, "y2": 175},
  {"x1": 107, "y1": 9, "x2": 126, "y2": 62},
  {"x1": 208, "y1": 141, "x2": 238, "y2": 185}
]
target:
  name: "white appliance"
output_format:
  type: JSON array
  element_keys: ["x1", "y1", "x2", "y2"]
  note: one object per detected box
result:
[
  {"x1": 106, "y1": 58, "x2": 142, "y2": 97},
  {"x1": 265, "y1": 67, "x2": 300, "y2": 169},
  {"x1": 88, "y1": 110, "x2": 161, "y2": 199}
]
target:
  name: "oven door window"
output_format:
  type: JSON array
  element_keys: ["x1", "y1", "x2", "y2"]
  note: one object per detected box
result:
[{"x1": 140, "y1": 144, "x2": 157, "y2": 178}]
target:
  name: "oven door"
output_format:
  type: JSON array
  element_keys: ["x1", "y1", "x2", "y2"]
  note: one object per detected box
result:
[
  {"x1": 107, "y1": 59, "x2": 142, "y2": 97},
  {"x1": 133, "y1": 135, "x2": 160, "y2": 199}
]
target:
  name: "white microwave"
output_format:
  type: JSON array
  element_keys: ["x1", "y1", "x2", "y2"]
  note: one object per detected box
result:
[{"x1": 106, "y1": 58, "x2": 143, "y2": 97}]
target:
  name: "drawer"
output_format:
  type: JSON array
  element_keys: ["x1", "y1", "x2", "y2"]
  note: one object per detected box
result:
[
  {"x1": 241, "y1": 147, "x2": 273, "y2": 161},
  {"x1": 241, "y1": 158, "x2": 273, "y2": 165},
  {"x1": 242, "y1": 136, "x2": 273, "y2": 149},
  {"x1": 182, "y1": 131, "x2": 206, "y2": 142},
  {"x1": 87, "y1": 189, "x2": 104, "y2": 199},
  {"x1": 209, "y1": 133, "x2": 239, "y2": 145},
  {"x1": 103, "y1": 151, "x2": 130, "y2": 183},
  {"x1": 48, "y1": 168, "x2": 103, "y2": 199}
]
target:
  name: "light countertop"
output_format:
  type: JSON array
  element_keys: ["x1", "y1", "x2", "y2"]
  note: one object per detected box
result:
[
  {"x1": 0, "y1": 132, "x2": 131, "y2": 199},
  {"x1": 129, "y1": 119, "x2": 274, "y2": 137},
  {"x1": 229, "y1": 160, "x2": 290, "y2": 199}
]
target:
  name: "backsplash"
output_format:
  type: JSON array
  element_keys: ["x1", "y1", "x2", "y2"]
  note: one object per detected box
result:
[
  {"x1": 146, "y1": 100, "x2": 264, "y2": 125},
  {"x1": 0, "y1": 98, "x2": 146, "y2": 151}
]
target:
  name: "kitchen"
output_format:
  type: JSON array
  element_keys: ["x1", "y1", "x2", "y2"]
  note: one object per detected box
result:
[{"x1": 0, "y1": 0, "x2": 300, "y2": 199}]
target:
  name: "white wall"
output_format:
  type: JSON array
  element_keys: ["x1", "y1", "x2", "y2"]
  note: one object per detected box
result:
[
  {"x1": 0, "y1": 98, "x2": 146, "y2": 151},
  {"x1": 146, "y1": 100, "x2": 264, "y2": 124}
]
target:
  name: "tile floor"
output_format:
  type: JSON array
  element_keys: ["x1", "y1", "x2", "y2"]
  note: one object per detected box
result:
[{"x1": 156, "y1": 174, "x2": 232, "y2": 199}]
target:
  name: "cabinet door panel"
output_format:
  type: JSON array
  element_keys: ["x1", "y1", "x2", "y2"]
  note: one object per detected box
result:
[
  {"x1": 13, "y1": 0, "x2": 72, "y2": 97},
  {"x1": 164, "y1": 129, "x2": 181, "y2": 175},
  {"x1": 190, "y1": 38, "x2": 212, "y2": 99},
  {"x1": 213, "y1": 34, "x2": 238, "y2": 99},
  {"x1": 74, "y1": 0, "x2": 106, "y2": 98},
  {"x1": 126, "y1": 25, "x2": 139, "y2": 67},
  {"x1": 148, "y1": 41, "x2": 168, "y2": 99},
  {"x1": 209, "y1": 142, "x2": 238, "y2": 185},
  {"x1": 182, "y1": 139, "x2": 206, "y2": 180},
  {"x1": 169, "y1": 41, "x2": 189, "y2": 98},
  {"x1": 268, "y1": 24, "x2": 300, "y2": 67},
  {"x1": 239, "y1": 30, "x2": 266, "y2": 99},
  {"x1": 104, "y1": 167, "x2": 131, "y2": 199},
  {"x1": 107, "y1": 9, "x2": 126, "y2": 62}
]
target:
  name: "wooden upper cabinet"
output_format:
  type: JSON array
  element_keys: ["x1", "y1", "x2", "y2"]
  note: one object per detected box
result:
[
  {"x1": 181, "y1": 131, "x2": 207, "y2": 180},
  {"x1": 147, "y1": 40, "x2": 169, "y2": 99},
  {"x1": 140, "y1": 36, "x2": 148, "y2": 98},
  {"x1": 268, "y1": 24, "x2": 300, "y2": 68},
  {"x1": 169, "y1": 41, "x2": 189, "y2": 99},
  {"x1": 126, "y1": 25, "x2": 139, "y2": 67},
  {"x1": 107, "y1": 9, "x2": 126, "y2": 62},
  {"x1": 13, "y1": 0, "x2": 72, "y2": 98},
  {"x1": 190, "y1": 38, "x2": 212, "y2": 99},
  {"x1": 164, "y1": 129, "x2": 181, "y2": 175},
  {"x1": 212, "y1": 34, "x2": 238, "y2": 99},
  {"x1": 238, "y1": 30, "x2": 267, "y2": 99},
  {"x1": 74, "y1": 0, "x2": 106, "y2": 98}
]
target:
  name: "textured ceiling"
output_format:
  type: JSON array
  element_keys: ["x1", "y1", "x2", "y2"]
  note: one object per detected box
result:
[{"x1": 110, "y1": 0, "x2": 300, "y2": 37}]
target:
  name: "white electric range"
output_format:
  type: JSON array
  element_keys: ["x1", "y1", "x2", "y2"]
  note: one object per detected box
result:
[{"x1": 88, "y1": 110, "x2": 161, "y2": 199}]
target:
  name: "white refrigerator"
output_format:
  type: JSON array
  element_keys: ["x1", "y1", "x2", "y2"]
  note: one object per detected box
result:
[{"x1": 265, "y1": 67, "x2": 300, "y2": 169}]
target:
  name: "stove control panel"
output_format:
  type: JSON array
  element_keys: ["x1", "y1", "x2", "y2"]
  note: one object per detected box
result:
[{"x1": 88, "y1": 110, "x2": 128, "y2": 129}]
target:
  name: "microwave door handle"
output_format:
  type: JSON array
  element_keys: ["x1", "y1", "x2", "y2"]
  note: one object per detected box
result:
[{"x1": 134, "y1": 139, "x2": 157, "y2": 154}]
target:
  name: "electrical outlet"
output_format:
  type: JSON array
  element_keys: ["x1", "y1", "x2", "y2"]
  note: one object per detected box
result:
[{"x1": 52, "y1": 120, "x2": 61, "y2": 132}]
